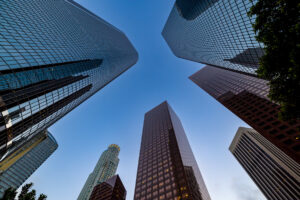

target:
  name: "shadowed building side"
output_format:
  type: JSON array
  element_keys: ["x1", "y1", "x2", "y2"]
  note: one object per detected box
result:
[
  {"x1": 89, "y1": 175, "x2": 126, "y2": 200},
  {"x1": 175, "y1": 0, "x2": 219, "y2": 20}
]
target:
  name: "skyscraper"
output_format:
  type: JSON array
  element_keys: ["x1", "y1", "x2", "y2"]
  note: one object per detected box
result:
[
  {"x1": 90, "y1": 175, "x2": 126, "y2": 200},
  {"x1": 229, "y1": 127, "x2": 300, "y2": 200},
  {"x1": 162, "y1": 0, "x2": 263, "y2": 75},
  {"x1": 0, "y1": 0, "x2": 138, "y2": 162},
  {"x1": 0, "y1": 130, "x2": 58, "y2": 197},
  {"x1": 190, "y1": 66, "x2": 300, "y2": 164},
  {"x1": 78, "y1": 144, "x2": 120, "y2": 200},
  {"x1": 134, "y1": 102, "x2": 211, "y2": 200}
]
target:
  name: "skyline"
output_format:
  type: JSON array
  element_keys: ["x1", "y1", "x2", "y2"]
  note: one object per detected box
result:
[
  {"x1": 0, "y1": 0, "x2": 282, "y2": 200},
  {"x1": 23, "y1": 0, "x2": 267, "y2": 200}
]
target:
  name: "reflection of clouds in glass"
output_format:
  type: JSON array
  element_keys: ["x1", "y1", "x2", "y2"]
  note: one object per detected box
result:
[{"x1": 232, "y1": 178, "x2": 266, "y2": 200}]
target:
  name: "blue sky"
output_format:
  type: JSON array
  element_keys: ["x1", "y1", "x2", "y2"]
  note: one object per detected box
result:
[{"x1": 26, "y1": 1, "x2": 266, "y2": 200}]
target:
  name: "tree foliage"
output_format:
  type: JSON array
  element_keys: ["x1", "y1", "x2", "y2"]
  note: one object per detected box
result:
[
  {"x1": 0, "y1": 188, "x2": 17, "y2": 200},
  {"x1": 249, "y1": 0, "x2": 300, "y2": 120},
  {"x1": 0, "y1": 183, "x2": 47, "y2": 200}
]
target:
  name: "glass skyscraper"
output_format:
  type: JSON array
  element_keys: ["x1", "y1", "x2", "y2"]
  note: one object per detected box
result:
[
  {"x1": 230, "y1": 127, "x2": 300, "y2": 200},
  {"x1": 134, "y1": 102, "x2": 211, "y2": 200},
  {"x1": 0, "y1": 0, "x2": 138, "y2": 161},
  {"x1": 0, "y1": 130, "x2": 58, "y2": 197},
  {"x1": 190, "y1": 66, "x2": 300, "y2": 164},
  {"x1": 78, "y1": 144, "x2": 120, "y2": 200},
  {"x1": 162, "y1": 0, "x2": 263, "y2": 75}
]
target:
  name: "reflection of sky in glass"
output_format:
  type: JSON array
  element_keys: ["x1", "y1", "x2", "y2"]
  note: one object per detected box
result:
[
  {"x1": 163, "y1": 0, "x2": 263, "y2": 75},
  {"x1": 0, "y1": 131, "x2": 58, "y2": 196},
  {"x1": 0, "y1": 59, "x2": 102, "y2": 90},
  {"x1": 4, "y1": 79, "x2": 89, "y2": 128},
  {"x1": 0, "y1": 0, "x2": 137, "y2": 161}
]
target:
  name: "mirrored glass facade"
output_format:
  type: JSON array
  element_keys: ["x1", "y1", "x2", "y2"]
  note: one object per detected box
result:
[
  {"x1": 134, "y1": 102, "x2": 211, "y2": 200},
  {"x1": 0, "y1": 130, "x2": 58, "y2": 197},
  {"x1": 162, "y1": 0, "x2": 263, "y2": 75},
  {"x1": 0, "y1": 0, "x2": 138, "y2": 161},
  {"x1": 78, "y1": 144, "x2": 120, "y2": 200},
  {"x1": 230, "y1": 127, "x2": 300, "y2": 200},
  {"x1": 190, "y1": 66, "x2": 300, "y2": 164}
]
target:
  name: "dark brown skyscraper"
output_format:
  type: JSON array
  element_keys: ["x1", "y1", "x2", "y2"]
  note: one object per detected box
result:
[
  {"x1": 229, "y1": 127, "x2": 300, "y2": 200},
  {"x1": 89, "y1": 175, "x2": 126, "y2": 200},
  {"x1": 134, "y1": 102, "x2": 211, "y2": 200},
  {"x1": 190, "y1": 66, "x2": 300, "y2": 164}
]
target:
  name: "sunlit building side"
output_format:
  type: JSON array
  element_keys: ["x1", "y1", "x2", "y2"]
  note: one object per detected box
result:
[{"x1": 230, "y1": 127, "x2": 300, "y2": 200}]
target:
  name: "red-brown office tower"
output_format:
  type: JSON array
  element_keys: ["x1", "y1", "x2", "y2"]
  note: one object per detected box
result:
[
  {"x1": 190, "y1": 66, "x2": 300, "y2": 164},
  {"x1": 89, "y1": 175, "x2": 126, "y2": 200},
  {"x1": 134, "y1": 102, "x2": 211, "y2": 200}
]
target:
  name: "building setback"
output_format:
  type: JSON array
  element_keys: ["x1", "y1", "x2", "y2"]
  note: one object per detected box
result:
[
  {"x1": 0, "y1": 0, "x2": 138, "y2": 162},
  {"x1": 134, "y1": 101, "x2": 211, "y2": 200},
  {"x1": 190, "y1": 66, "x2": 300, "y2": 164},
  {"x1": 89, "y1": 175, "x2": 126, "y2": 200},
  {"x1": 0, "y1": 131, "x2": 58, "y2": 197},
  {"x1": 78, "y1": 144, "x2": 120, "y2": 200},
  {"x1": 229, "y1": 127, "x2": 300, "y2": 200},
  {"x1": 162, "y1": 0, "x2": 263, "y2": 75}
]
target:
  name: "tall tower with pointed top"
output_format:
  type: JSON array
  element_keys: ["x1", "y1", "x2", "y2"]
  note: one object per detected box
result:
[{"x1": 78, "y1": 144, "x2": 120, "y2": 200}]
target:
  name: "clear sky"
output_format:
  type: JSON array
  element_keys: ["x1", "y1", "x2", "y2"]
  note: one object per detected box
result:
[{"x1": 25, "y1": 1, "x2": 267, "y2": 200}]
